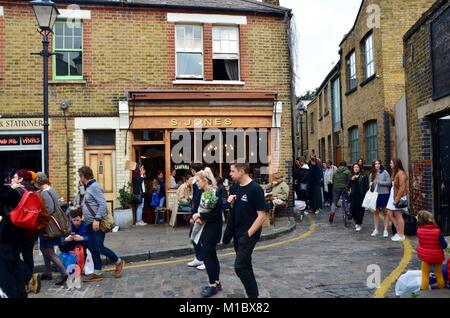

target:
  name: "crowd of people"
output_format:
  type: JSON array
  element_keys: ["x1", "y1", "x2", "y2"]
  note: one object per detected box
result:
[{"x1": 294, "y1": 156, "x2": 411, "y2": 242}]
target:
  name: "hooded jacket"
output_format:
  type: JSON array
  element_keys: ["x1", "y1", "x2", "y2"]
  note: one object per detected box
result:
[{"x1": 333, "y1": 166, "x2": 351, "y2": 193}]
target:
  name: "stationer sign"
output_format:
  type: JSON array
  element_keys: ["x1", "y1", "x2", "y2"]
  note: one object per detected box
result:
[{"x1": 0, "y1": 118, "x2": 45, "y2": 130}]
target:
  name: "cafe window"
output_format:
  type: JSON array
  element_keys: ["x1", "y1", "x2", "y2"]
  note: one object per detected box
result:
[
  {"x1": 85, "y1": 130, "x2": 115, "y2": 146},
  {"x1": 176, "y1": 25, "x2": 203, "y2": 79},
  {"x1": 213, "y1": 26, "x2": 240, "y2": 81},
  {"x1": 134, "y1": 130, "x2": 164, "y2": 142},
  {"x1": 53, "y1": 20, "x2": 83, "y2": 80}
]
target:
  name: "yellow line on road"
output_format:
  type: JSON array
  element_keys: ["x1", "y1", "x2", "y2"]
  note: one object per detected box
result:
[
  {"x1": 104, "y1": 219, "x2": 317, "y2": 272},
  {"x1": 373, "y1": 238, "x2": 413, "y2": 298}
]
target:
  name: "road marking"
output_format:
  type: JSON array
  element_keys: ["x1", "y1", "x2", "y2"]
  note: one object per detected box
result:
[
  {"x1": 373, "y1": 238, "x2": 413, "y2": 298},
  {"x1": 104, "y1": 218, "x2": 317, "y2": 272}
]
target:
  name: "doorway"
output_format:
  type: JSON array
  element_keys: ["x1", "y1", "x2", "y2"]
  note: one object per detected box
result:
[
  {"x1": 137, "y1": 145, "x2": 166, "y2": 182},
  {"x1": 85, "y1": 150, "x2": 115, "y2": 212},
  {"x1": 434, "y1": 115, "x2": 450, "y2": 235}
]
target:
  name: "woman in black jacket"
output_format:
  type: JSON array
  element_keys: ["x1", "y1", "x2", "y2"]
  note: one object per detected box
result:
[
  {"x1": 132, "y1": 164, "x2": 147, "y2": 226},
  {"x1": 348, "y1": 163, "x2": 369, "y2": 232},
  {"x1": 192, "y1": 168, "x2": 223, "y2": 298},
  {"x1": 0, "y1": 182, "x2": 28, "y2": 298}
]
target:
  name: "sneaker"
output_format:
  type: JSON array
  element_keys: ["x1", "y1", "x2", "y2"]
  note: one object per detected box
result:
[
  {"x1": 383, "y1": 230, "x2": 389, "y2": 238},
  {"x1": 197, "y1": 264, "x2": 206, "y2": 270},
  {"x1": 315, "y1": 210, "x2": 320, "y2": 215},
  {"x1": 115, "y1": 260, "x2": 125, "y2": 278},
  {"x1": 356, "y1": 225, "x2": 362, "y2": 232},
  {"x1": 187, "y1": 258, "x2": 204, "y2": 267},
  {"x1": 112, "y1": 225, "x2": 120, "y2": 233},
  {"x1": 201, "y1": 286, "x2": 219, "y2": 298},
  {"x1": 328, "y1": 213, "x2": 335, "y2": 224},
  {"x1": 391, "y1": 234, "x2": 406, "y2": 242},
  {"x1": 304, "y1": 211, "x2": 309, "y2": 216},
  {"x1": 29, "y1": 273, "x2": 41, "y2": 294},
  {"x1": 82, "y1": 274, "x2": 104, "y2": 283},
  {"x1": 55, "y1": 274, "x2": 68, "y2": 286},
  {"x1": 202, "y1": 282, "x2": 222, "y2": 292},
  {"x1": 371, "y1": 229, "x2": 379, "y2": 237},
  {"x1": 136, "y1": 221, "x2": 147, "y2": 226}
]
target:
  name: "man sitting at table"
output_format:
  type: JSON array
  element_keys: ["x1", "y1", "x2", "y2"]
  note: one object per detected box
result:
[{"x1": 264, "y1": 172, "x2": 290, "y2": 210}]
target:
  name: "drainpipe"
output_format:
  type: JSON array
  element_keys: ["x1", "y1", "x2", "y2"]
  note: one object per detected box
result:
[{"x1": 383, "y1": 111, "x2": 392, "y2": 167}]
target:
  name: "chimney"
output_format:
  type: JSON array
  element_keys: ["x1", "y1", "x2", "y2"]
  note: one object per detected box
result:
[{"x1": 262, "y1": 0, "x2": 280, "y2": 6}]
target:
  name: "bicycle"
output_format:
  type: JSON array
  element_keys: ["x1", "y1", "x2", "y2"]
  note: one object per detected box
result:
[{"x1": 331, "y1": 191, "x2": 352, "y2": 227}]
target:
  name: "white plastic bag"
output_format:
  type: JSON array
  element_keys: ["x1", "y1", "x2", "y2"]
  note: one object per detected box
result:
[
  {"x1": 395, "y1": 270, "x2": 422, "y2": 297},
  {"x1": 84, "y1": 249, "x2": 94, "y2": 276},
  {"x1": 66, "y1": 264, "x2": 82, "y2": 290},
  {"x1": 362, "y1": 189, "x2": 378, "y2": 212}
]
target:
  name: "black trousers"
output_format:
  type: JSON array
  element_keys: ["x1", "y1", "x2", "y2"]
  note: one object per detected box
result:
[
  {"x1": 350, "y1": 198, "x2": 365, "y2": 225},
  {"x1": 19, "y1": 240, "x2": 35, "y2": 283},
  {"x1": 234, "y1": 234, "x2": 259, "y2": 298},
  {"x1": 0, "y1": 253, "x2": 27, "y2": 298},
  {"x1": 324, "y1": 184, "x2": 333, "y2": 205},
  {"x1": 202, "y1": 242, "x2": 220, "y2": 284}
]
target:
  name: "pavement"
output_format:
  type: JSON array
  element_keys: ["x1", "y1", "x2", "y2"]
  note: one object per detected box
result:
[{"x1": 33, "y1": 215, "x2": 297, "y2": 272}]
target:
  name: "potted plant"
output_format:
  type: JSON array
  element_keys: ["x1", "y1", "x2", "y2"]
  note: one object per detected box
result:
[{"x1": 114, "y1": 183, "x2": 135, "y2": 229}]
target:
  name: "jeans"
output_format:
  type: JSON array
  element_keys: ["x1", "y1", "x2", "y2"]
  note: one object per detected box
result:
[
  {"x1": 331, "y1": 191, "x2": 349, "y2": 214},
  {"x1": 20, "y1": 240, "x2": 35, "y2": 283},
  {"x1": 155, "y1": 197, "x2": 166, "y2": 224},
  {"x1": 202, "y1": 242, "x2": 220, "y2": 284},
  {"x1": 136, "y1": 197, "x2": 145, "y2": 223},
  {"x1": 234, "y1": 233, "x2": 260, "y2": 298},
  {"x1": 86, "y1": 225, "x2": 119, "y2": 271}
]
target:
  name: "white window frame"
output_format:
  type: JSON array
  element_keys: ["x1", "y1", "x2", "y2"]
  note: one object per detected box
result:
[
  {"x1": 364, "y1": 33, "x2": 375, "y2": 79},
  {"x1": 347, "y1": 51, "x2": 357, "y2": 89},
  {"x1": 212, "y1": 26, "x2": 240, "y2": 81},
  {"x1": 175, "y1": 24, "x2": 204, "y2": 79}
]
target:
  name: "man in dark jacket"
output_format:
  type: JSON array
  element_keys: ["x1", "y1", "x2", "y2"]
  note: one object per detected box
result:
[{"x1": 0, "y1": 176, "x2": 28, "y2": 298}]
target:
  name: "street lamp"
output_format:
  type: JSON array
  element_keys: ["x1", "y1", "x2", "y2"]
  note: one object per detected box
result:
[
  {"x1": 297, "y1": 101, "x2": 307, "y2": 157},
  {"x1": 30, "y1": 0, "x2": 59, "y2": 175}
]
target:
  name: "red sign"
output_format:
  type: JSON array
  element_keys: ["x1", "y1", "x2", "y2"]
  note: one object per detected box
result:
[
  {"x1": 21, "y1": 136, "x2": 41, "y2": 145},
  {"x1": 0, "y1": 136, "x2": 19, "y2": 146}
]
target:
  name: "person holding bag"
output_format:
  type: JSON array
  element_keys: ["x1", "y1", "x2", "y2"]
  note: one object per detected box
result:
[
  {"x1": 368, "y1": 160, "x2": 392, "y2": 238},
  {"x1": 35, "y1": 172, "x2": 69, "y2": 286},
  {"x1": 132, "y1": 164, "x2": 147, "y2": 226},
  {"x1": 78, "y1": 166, "x2": 124, "y2": 283},
  {"x1": 348, "y1": 163, "x2": 369, "y2": 232}
]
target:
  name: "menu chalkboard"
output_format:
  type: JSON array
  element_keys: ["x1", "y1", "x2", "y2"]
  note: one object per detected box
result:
[{"x1": 431, "y1": 6, "x2": 450, "y2": 100}]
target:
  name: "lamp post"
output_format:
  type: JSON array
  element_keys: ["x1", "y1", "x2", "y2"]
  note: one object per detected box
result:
[
  {"x1": 30, "y1": 0, "x2": 59, "y2": 176},
  {"x1": 297, "y1": 101, "x2": 307, "y2": 157}
]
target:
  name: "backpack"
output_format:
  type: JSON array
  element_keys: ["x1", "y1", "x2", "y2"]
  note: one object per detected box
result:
[
  {"x1": 35, "y1": 193, "x2": 50, "y2": 231},
  {"x1": 150, "y1": 188, "x2": 160, "y2": 207},
  {"x1": 9, "y1": 187, "x2": 42, "y2": 229}
]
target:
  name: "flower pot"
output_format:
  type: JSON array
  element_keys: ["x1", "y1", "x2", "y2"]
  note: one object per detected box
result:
[{"x1": 113, "y1": 208, "x2": 133, "y2": 230}]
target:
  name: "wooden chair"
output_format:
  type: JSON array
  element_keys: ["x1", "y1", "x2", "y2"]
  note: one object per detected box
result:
[{"x1": 270, "y1": 201, "x2": 288, "y2": 226}]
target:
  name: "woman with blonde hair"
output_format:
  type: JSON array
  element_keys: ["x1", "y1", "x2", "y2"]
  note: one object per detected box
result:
[{"x1": 191, "y1": 167, "x2": 223, "y2": 297}]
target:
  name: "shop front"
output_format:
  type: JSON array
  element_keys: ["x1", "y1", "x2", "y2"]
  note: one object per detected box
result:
[
  {"x1": 126, "y1": 91, "x2": 282, "y2": 213},
  {"x1": 0, "y1": 118, "x2": 45, "y2": 179}
]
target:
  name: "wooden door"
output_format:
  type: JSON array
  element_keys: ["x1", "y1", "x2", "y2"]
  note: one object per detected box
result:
[{"x1": 85, "y1": 150, "x2": 115, "y2": 212}]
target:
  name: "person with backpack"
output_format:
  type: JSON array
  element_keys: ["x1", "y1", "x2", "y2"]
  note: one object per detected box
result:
[
  {"x1": 0, "y1": 175, "x2": 28, "y2": 298},
  {"x1": 348, "y1": 163, "x2": 369, "y2": 232},
  {"x1": 329, "y1": 162, "x2": 351, "y2": 224},
  {"x1": 34, "y1": 172, "x2": 68, "y2": 286},
  {"x1": 78, "y1": 166, "x2": 124, "y2": 283},
  {"x1": 10, "y1": 169, "x2": 41, "y2": 294},
  {"x1": 416, "y1": 210, "x2": 447, "y2": 290}
]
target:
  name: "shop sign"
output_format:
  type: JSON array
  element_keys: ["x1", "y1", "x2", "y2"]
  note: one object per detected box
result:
[
  {"x1": 0, "y1": 135, "x2": 41, "y2": 146},
  {"x1": 170, "y1": 118, "x2": 233, "y2": 127},
  {"x1": 0, "y1": 118, "x2": 44, "y2": 130}
]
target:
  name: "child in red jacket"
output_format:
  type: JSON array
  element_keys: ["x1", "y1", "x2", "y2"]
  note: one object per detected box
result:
[{"x1": 417, "y1": 210, "x2": 447, "y2": 290}]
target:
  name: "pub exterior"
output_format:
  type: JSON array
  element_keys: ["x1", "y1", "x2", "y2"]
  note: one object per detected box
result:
[
  {"x1": 0, "y1": 0, "x2": 294, "y2": 213},
  {"x1": 404, "y1": 0, "x2": 450, "y2": 234}
]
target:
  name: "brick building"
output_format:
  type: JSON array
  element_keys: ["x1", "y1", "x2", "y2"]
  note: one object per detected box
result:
[
  {"x1": 0, "y1": 0, "x2": 294, "y2": 212},
  {"x1": 303, "y1": 0, "x2": 436, "y2": 169},
  {"x1": 404, "y1": 0, "x2": 450, "y2": 234},
  {"x1": 306, "y1": 62, "x2": 340, "y2": 164}
]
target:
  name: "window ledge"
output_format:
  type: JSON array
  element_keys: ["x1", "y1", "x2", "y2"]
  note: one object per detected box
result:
[
  {"x1": 360, "y1": 74, "x2": 376, "y2": 87},
  {"x1": 173, "y1": 80, "x2": 245, "y2": 85},
  {"x1": 49, "y1": 80, "x2": 87, "y2": 85},
  {"x1": 345, "y1": 87, "x2": 357, "y2": 96}
]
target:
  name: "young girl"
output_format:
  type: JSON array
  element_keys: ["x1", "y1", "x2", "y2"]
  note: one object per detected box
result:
[{"x1": 416, "y1": 210, "x2": 447, "y2": 290}]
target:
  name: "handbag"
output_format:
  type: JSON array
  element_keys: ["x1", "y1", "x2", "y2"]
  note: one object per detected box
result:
[
  {"x1": 85, "y1": 200, "x2": 115, "y2": 233},
  {"x1": 41, "y1": 191, "x2": 71, "y2": 240},
  {"x1": 150, "y1": 188, "x2": 160, "y2": 207},
  {"x1": 395, "y1": 197, "x2": 408, "y2": 209},
  {"x1": 362, "y1": 183, "x2": 378, "y2": 212}
]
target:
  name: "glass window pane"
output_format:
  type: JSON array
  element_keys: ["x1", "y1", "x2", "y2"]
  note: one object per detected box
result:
[
  {"x1": 229, "y1": 41, "x2": 238, "y2": 53},
  {"x1": 194, "y1": 26, "x2": 201, "y2": 40},
  {"x1": 64, "y1": 36, "x2": 72, "y2": 49},
  {"x1": 85, "y1": 130, "x2": 115, "y2": 146},
  {"x1": 185, "y1": 26, "x2": 193, "y2": 39},
  {"x1": 73, "y1": 25, "x2": 82, "y2": 37},
  {"x1": 64, "y1": 23, "x2": 73, "y2": 37},
  {"x1": 74, "y1": 36, "x2": 82, "y2": 50},
  {"x1": 177, "y1": 53, "x2": 203, "y2": 77},
  {"x1": 69, "y1": 52, "x2": 82, "y2": 76},
  {"x1": 134, "y1": 130, "x2": 164, "y2": 141},
  {"x1": 56, "y1": 52, "x2": 69, "y2": 76},
  {"x1": 221, "y1": 40, "x2": 229, "y2": 53},
  {"x1": 194, "y1": 37, "x2": 202, "y2": 51},
  {"x1": 230, "y1": 28, "x2": 238, "y2": 41},
  {"x1": 213, "y1": 28, "x2": 220, "y2": 40},
  {"x1": 55, "y1": 35, "x2": 64, "y2": 49},
  {"x1": 213, "y1": 40, "x2": 221, "y2": 53},
  {"x1": 55, "y1": 22, "x2": 64, "y2": 35}
]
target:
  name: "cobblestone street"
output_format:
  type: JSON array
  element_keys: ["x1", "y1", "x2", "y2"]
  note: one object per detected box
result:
[{"x1": 31, "y1": 207, "x2": 419, "y2": 298}]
